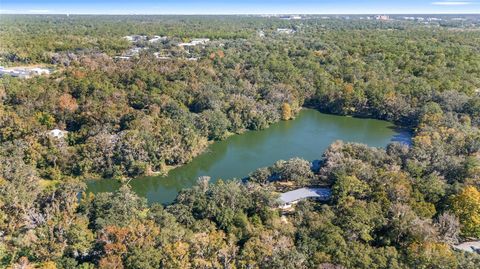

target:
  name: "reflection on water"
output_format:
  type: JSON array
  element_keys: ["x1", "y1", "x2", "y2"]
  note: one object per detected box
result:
[{"x1": 87, "y1": 109, "x2": 411, "y2": 204}]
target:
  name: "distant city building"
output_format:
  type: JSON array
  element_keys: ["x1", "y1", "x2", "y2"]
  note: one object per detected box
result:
[
  {"x1": 375, "y1": 15, "x2": 390, "y2": 21},
  {"x1": 280, "y1": 15, "x2": 302, "y2": 20}
]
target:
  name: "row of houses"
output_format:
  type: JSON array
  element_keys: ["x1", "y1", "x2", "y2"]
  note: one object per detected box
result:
[
  {"x1": 0, "y1": 66, "x2": 51, "y2": 79},
  {"x1": 123, "y1": 35, "x2": 168, "y2": 43},
  {"x1": 115, "y1": 36, "x2": 212, "y2": 61},
  {"x1": 124, "y1": 35, "x2": 210, "y2": 47}
]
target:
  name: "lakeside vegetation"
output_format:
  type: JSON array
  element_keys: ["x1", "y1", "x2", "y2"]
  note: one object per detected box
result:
[{"x1": 0, "y1": 15, "x2": 480, "y2": 268}]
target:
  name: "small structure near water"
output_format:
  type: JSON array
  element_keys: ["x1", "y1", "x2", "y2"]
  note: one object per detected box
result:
[{"x1": 279, "y1": 187, "x2": 331, "y2": 209}]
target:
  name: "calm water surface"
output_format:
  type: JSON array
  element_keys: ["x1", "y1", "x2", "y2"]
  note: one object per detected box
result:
[{"x1": 86, "y1": 109, "x2": 410, "y2": 204}]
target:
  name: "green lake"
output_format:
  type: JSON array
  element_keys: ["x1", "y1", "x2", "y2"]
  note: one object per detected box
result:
[{"x1": 86, "y1": 109, "x2": 410, "y2": 204}]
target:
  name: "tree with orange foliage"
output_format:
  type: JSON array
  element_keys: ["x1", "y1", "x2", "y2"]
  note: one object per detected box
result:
[
  {"x1": 99, "y1": 255, "x2": 124, "y2": 269},
  {"x1": 58, "y1": 93, "x2": 78, "y2": 112}
]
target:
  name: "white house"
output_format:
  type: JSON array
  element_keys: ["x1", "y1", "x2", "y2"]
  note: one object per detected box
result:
[
  {"x1": 0, "y1": 66, "x2": 28, "y2": 78},
  {"x1": 191, "y1": 38, "x2": 210, "y2": 44},
  {"x1": 276, "y1": 28, "x2": 295, "y2": 34},
  {"x1": 178, "y1": 38, "x2": 210, "y2": 47},
  {"x1": 123, "y1": 35, "x2": 147, "y2": 42},
  {"x1": 114, "y1": 56, "x2": 132, "y2": 60},
  {"x1": 48, "y1": 129, "x2": 68, "y2": 139},
  {"x1": 154, "y1": 53, "x2": 171, "y2": 60},
  {"x1": 149, "y1": 36, "x2": 168, "y2": 43},
  {"x1": 0, "y1": 66, "x2": 50, "y2": 79},
  {"x1": 30, "y1": 68, "x2": 51, "y2": 75}
]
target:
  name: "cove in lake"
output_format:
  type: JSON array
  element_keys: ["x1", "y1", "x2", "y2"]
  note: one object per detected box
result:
[{"x1": 86, "y1": 109, "x2": 411, "y2": 204}]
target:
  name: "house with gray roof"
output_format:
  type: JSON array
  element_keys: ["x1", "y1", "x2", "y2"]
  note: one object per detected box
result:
[
  {"x1": 453, "y1": 241, "x2": 480, "y2": 254},
  {"x1": 279, "y1": 187, "x2": 331, "y2": 209}
]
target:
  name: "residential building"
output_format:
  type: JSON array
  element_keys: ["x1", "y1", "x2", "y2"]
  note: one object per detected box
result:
[
  {"x1": 0, "y1": 66, "x2": 51, "y2": 78},
  {"x1": 48, "y1": 129, "x2": 68, "y2": 139},
  {"x1": 278, "y1": 188, "x2": 331, "y2": 209},
  {"x1": 149, "y1": 36, "x2": 168, "y2": 43},
  {"x1": 277, "y1": 28, "x2": 295, "y2": 34},
  {"x1": 453, "y1": 241, "x2": 480, "y2": 254},
  {"x1": 178, "y1": 38, "x2": 210, "y2": 47}
]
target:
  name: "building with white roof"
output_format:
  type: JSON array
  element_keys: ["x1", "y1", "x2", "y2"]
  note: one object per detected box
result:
[
  {"x1": 149, "y1": 36, "x2": 168, "y2": 43},
  {"x1": 48, "y1": 129, "x2": 68, "y2": 139},
  {"x1": 178, "y1": 38, "x2": 210, "y2": 47},
  {"x1": 0, "y1": 66, "x2": 51, "y2": 79},
  {"x1": 30, "y1": 68, "x2": 50, "y2": 75},
  {"x1": 277, "y1": 28, "x2": 296, "y2": 34},
  {"x1": 123, "y1": 35, "x2": 147, "y2": 42}
]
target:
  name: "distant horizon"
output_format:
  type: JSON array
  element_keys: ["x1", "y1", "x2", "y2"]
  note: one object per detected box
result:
[
  {"x1": 1, "y1": 1, "x2": 479, "y2": 15},
  {"x1": 1, "y1": 13, "x2": 480, "y2": 15}
]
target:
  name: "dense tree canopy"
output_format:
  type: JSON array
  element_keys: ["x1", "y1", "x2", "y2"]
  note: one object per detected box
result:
[{"x1": 0, "y1": 15, "x2": 480, "y2": 268}]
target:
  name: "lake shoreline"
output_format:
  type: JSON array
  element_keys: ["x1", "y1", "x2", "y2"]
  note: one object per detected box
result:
[
  {"x1": 84, "y1": 107, "x2": 413, "y2": 184},
  {"x1": 86, "y1": 109, "x2": 411, "y2": 204}
]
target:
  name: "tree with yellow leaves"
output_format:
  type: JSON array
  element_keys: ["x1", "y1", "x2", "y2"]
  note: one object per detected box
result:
[
  {"x1": 406, "y1": 242, "x2": 457, "y2": 269},
  {"x1": 450, "y1": 186, "x2": 480, "y2": 238},
  {"x1": 281, "y1": 103, "x2": 292, "y2": 121}
]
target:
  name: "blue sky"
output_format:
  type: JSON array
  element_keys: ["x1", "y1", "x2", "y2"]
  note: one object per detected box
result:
[{"x1": 0, "y1": 0, "x2": 479, "y2": 14}]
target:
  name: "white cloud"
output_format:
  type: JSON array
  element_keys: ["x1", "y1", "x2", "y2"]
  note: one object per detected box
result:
[{"x1": 432, "y1": 1, "x2": 472, "y2": 5}]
